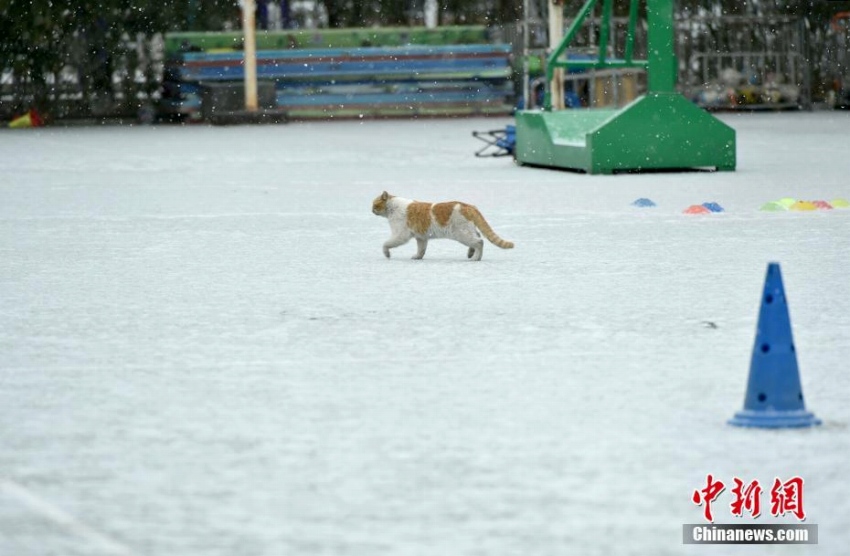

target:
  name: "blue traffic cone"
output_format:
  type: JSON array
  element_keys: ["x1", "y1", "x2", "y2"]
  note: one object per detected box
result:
[{"x1": 728, "y1": 263, "x2": 821, "y2": 428}]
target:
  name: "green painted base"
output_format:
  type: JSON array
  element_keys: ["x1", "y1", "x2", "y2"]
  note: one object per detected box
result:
[{"x1": 515, "y1": 93, "x2": 736, "y2": 174}]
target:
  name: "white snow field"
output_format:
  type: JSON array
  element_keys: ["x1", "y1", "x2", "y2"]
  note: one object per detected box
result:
[{"x1": 1, "y1": 111, "x2": 848, "y2": 556}]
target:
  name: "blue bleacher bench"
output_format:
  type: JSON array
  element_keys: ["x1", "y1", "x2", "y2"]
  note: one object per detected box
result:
[{"x1": 158, "y1": 44, "x2": 515, "y2": 120}]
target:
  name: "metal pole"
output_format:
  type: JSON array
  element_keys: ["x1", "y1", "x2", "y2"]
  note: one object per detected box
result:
[
  {"x1": 425, "y1": 0, "x2": 438, "y2": 29},
  {"x1": 646, "y1": 0, "x2": 676, "y2": 93},
  {"x1": 548, "y1": 0, "x2": 565, "y2": 110},
  {"x1": 242, "y1": 0, "x2": 259, "y2": 111},
  {"x1": 624, "y1": 0, "x2": 639, "y2": 63},
  {"x1": 597, "y1": 0, "x2": 612, "y2": 65},
  {"x1": 522, "y1": 0, "x2": 530, "y2": 109},
  {"x1": 544, "y1": 0, "x2": 596, "y2": 110}
]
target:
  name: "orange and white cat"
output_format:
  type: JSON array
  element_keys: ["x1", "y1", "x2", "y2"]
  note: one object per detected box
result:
[{"x1": 371, "y1": 191, "x2": 514, "y2": 261}]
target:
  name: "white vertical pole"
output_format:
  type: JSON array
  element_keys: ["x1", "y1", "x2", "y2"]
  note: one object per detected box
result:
[
  {"x1": 548, "y1": 0, "x2": 565, "y2": 110},
  {"x1": 424, "y1": 0, "x2": 438, "y2": 29},
  {"x1": 242, "y1": 0, "x2": 259, "y2": 111}
]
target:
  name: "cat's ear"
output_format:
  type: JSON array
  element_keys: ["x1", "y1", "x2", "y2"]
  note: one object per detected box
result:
[{"x1": 381, "y1": 191, "x2": 389, "y2": 200}]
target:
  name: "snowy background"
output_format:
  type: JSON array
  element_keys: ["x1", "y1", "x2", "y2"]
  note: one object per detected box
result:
[{"x1": 1, "y1": 111, "x2": 848, "y2": 555}]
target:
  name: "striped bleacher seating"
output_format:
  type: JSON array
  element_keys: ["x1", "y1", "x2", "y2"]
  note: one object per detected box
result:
[{"x1": 158, "y1": 37, "x2": 515, "y2": 121}]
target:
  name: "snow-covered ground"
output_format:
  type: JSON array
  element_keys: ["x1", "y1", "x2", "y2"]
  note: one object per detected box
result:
[{"x1": 1, "y1": 111, "x2": 848, "y2": 556}]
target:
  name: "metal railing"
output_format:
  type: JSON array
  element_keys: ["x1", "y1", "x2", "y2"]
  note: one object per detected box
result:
[{"x1": 526, "y1": 67, "x2": 646, "y2": 109}]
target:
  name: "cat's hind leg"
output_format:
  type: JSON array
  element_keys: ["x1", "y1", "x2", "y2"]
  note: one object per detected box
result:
[
  {"x1": 458, "y1": 229, "x2": 484, "y2": 261},
  {"x1": 468, "y1": 239, "x2": 484, "y2": 261},
  {"x1": 383, "y1": 232, "x2": 412, "y2": 258},
  {"x1": 413, "y1": 237, "x2": 428, "y2": 260}
]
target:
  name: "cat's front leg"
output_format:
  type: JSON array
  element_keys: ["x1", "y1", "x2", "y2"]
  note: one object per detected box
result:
[
  {"x1": 412, "y1": 237, "x2": 428, "y2": 260},
  {"x1": 383, "y1": 233, "x2": 411, "y2": 258}
]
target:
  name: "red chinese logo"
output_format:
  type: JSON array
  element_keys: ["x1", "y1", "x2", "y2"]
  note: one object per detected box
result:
[
  {"x1": 692, "y1": 475, "x2": 807, "y2": 522},
  {"x1": 692, "y1": 474, "x2": 726, "y2": 522},
  {"x1": 770, "y1": 476, "x2": 806, "y2": 521},
  {"x1": 730, "y1": 478, "x2": 762, "y2": 518}
]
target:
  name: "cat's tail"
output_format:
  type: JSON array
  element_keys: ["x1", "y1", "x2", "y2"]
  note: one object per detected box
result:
[{"x1": 462, "y1": 205, "x2": 514, "y2": 249}]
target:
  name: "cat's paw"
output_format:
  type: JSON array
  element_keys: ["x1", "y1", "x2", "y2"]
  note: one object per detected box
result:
[{"x1": 383, "y1": 248, "x2": 391, "y2": 258}]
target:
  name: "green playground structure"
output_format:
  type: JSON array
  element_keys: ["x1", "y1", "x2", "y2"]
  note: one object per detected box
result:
[{"x1": 515, "y1": 0, "x2": 736, "y2": 174}]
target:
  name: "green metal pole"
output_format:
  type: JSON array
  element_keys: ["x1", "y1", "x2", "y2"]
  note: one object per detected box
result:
[
  {"x1": 597, "y1": 0, "x2": 613, "y2": 65},
  {"x1": 544, "y1": 0, "x2": 597, "y2": 110},
  {"x1": 624, "y1": 0, "x2": 639, "y2": 63},
  {"x1": 646, "y1": 0, "x2": 677, "y2": 93},
  {"x1": 554, "y1": 59, "x2": 647, "y2": 69}
]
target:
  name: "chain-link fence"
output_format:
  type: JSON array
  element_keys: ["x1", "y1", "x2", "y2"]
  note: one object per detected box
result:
[{"x1": 501, "y1": 12, "x2": 822, "y2": 111}]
